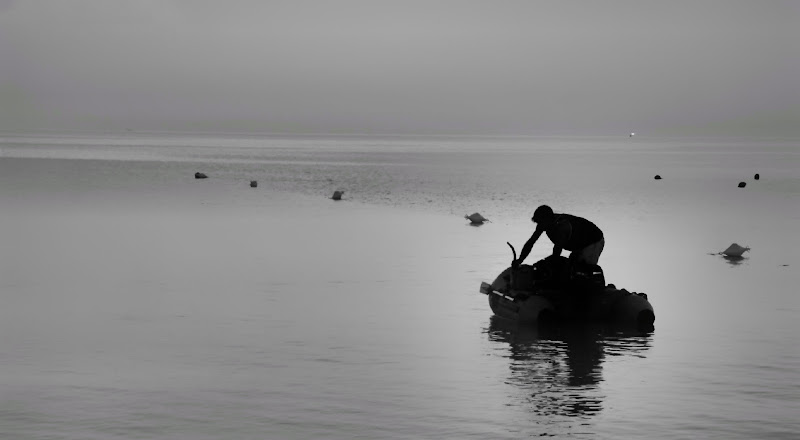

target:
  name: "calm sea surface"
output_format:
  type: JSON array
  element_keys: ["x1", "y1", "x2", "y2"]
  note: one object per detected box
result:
[{"x1": 1, "y1": 133, "x2": 798, "y2": 439}]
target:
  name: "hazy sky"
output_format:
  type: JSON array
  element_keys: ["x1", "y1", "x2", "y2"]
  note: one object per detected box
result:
[{"x1": 1, "y1": 0, "x2": 798, "y2": 135}]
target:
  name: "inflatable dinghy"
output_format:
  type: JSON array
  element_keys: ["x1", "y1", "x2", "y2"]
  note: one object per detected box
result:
[{"x1": 479, "y1": 244, "x2": 655, "y2": 331}]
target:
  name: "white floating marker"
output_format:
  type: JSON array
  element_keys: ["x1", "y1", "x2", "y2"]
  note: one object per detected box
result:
[
  {"x1": 465, "y1": 212, "x2": 489, "y2": 225},
  {"x1": 721, "y1": 243, "x2": 750, "y2": 258}
]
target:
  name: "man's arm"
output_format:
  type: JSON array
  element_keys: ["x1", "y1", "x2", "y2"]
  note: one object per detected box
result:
[{"x1": 514, "y1": 228, "x2": 543, "y2": 267}]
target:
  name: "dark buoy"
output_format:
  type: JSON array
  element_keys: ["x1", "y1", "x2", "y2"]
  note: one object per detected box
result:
[
  {"x1": 332, "y1": 190, "x2": 344, "y2": 200},
  {"x1": 738, "y1": 181, "x2": 746, "y2": 188},
  {"x1": 654, "y1": 175, "x2": 662, "y2": 180},
  {"x1": 754, "y1": 173, "x2": 760, "y2": 180},
  {"x1": 195, "y1": 172, "x2": 208, "y2": 179},
  {"x1": 250, "y1": 180, "x2": 257, "y2": 188}
]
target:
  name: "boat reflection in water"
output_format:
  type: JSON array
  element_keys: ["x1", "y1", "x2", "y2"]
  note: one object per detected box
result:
[{"x1": 485, "y1": 317, "x2": 653, "y2": 423}]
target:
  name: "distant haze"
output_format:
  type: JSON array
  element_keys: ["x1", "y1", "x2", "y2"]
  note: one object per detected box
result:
[{"x1": 1, "y1": 0, "x2": 798, "y2": 136}]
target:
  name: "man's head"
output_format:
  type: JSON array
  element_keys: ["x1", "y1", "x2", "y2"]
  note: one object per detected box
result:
[{"x1": 532, "y1": 205, "x2": 555, "y2": 225}]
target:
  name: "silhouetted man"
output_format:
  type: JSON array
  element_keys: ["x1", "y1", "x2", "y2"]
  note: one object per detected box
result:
[{"x1": 513, "y1": 205, "x2": 604, "y2": 268}]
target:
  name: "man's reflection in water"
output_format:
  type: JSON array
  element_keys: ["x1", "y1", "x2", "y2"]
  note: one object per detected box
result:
[{"x1": 486, "y1": 317, "x2": 652, "y2": 419}]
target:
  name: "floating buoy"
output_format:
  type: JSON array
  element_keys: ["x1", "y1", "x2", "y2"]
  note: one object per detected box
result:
[
  {"x1": 630, "y1": 132, "x2": 635, "y2": 137},
  {"x1": 250, "y1": 180, "x2": 257, "y2": 188},
  {"x1": 332, "y1": 190, "x2": 344, "y2": 200},
  {"x1": 194, "y1": 172, "x2": 208, "y2": 179},
  {"x1": 654, "y1": 175, "x2": 662, "y2": 180},
  {"x1": 721, "y1": 243, "x2": 750, "y2": 258},
  {"x1": 754, "y1": 173, "x2": 760, "y2": 180},
  {"x1": 738, "y1": 182, "x2": 746, "y2": 188},
  {"x1": 465, "y1": 212, "x2": 489, "y2": 225}
]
